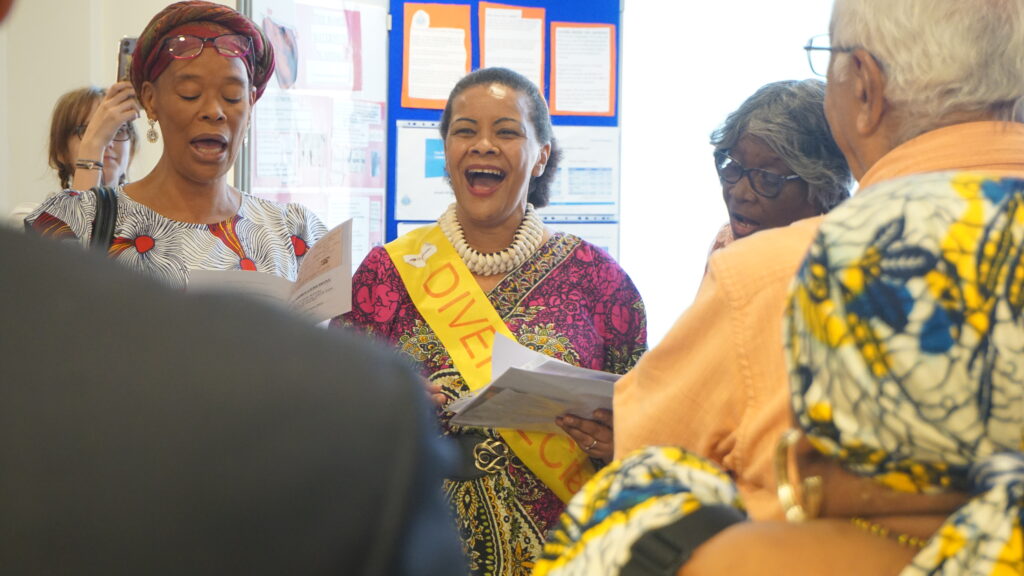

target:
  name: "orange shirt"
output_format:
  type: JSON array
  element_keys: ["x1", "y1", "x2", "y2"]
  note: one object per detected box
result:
[{"x1": 614, "y1": 121, "x2": 1024, "y2": 520}]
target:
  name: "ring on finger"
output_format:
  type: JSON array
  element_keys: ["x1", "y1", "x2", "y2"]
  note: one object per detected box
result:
[{"x1": 586, "y1": 439, "x2": 598, "y2": 451}]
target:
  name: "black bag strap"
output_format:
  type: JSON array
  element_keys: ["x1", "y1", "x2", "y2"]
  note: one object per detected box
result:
[
  {"x1": 90, "y1": 186, "x2": 118, "y2": 252},
  {"x1": 620, "y1": 505, "x2": 747, "y2": 576}
]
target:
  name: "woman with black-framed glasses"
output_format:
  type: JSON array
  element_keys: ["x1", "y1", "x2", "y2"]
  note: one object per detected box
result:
[
  {"x1": 26, "y1": 1, "x2": 325, "y2": 289},
  {"x1": 706, "y1": 79, "x2": 852, "y2": 256},
  {"x1": 47, "y1": 83, "x2": 139, "y2": 190}
]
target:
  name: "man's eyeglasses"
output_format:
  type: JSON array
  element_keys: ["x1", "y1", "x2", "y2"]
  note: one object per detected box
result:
[
  {"x1": 803, "y1": 34, "x2": 855, "y2": 77},
  {"x1": 72, "y1": 124, "x2": 133, "y2": 142},
  {"x1": 713, "y1": 150, "x2": 802, "y2": 199},
  {"x1": 163, "y1": 34, "x2": 253, "y2": 60}
]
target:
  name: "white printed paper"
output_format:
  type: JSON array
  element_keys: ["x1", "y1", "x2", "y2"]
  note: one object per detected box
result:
[
  {"x1": 449, "y1": 334, "x2": 618, "y2": 432},
  {"x1": 482, "y1": 7, "x2": 543, "y2": 89},
  {"x1": 408, "y1": 10, "x2": 469, "y2": 101},
  {"x1": 553, "y1": 26, "x2": 612, "y2": 114},
  {"x1": 188, "y1": 219, "x2": 353, "y2": 323}
]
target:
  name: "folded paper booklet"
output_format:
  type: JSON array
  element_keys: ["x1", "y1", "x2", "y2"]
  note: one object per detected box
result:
[
  {"x1": 449, "y1": 334, "x2": 620, "y2": 433},
  {"x1": 187, "y1": 219, "x2": 353, "y2": 324}
]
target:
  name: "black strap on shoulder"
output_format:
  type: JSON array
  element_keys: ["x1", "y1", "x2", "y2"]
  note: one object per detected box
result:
[
  {"x1": 621, "y1": 504, "x2": 747, "y2": 576},
  {"x1": 90, "y1": 186, "x2": 118, "y2": 252}
]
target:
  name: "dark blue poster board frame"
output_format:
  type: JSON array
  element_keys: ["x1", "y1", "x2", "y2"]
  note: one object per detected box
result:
[{"x1": 385, "y1": 0, "x2": 623, "y2": 241}]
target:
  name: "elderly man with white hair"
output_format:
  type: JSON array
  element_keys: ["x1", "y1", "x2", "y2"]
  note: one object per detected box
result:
[
  {"x1": 613, "y1": 0, "x2": 1024, "y2": 526},
  {"x1": 815, "y1": 0, "x2": 1024, "y2": 187}
]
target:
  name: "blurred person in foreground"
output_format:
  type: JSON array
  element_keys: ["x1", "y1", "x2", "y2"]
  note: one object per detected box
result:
[
  {"x1": 706, "y1": 79, "x2": 850, "y2": 257},
  {"x1": 25, "y1": 0, "x2": 324, "y2": 287},
  {"x1": 0, "y1": 224, "x2": 466, "y2": 576},
  {"x1": 612, "y1": 0, "x2": 1024, "y2": 522},
  {"x1": 335, "y1": 67, "x2": 647, "y2": 575}
]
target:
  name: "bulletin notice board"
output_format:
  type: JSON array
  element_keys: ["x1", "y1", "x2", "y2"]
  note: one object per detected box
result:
[
  {"x1": 387, "y1": 0, "x2": 623, "y2": 258},
  {"x1": 243, "y1": 0, "x2": 390, "y2": 270}
]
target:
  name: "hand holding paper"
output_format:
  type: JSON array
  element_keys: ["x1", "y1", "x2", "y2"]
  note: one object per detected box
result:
[
  {"x1": 449, "y1": 334, "x2": 620, "y2": 434},
  {"x1": 555, "y1": 408, "x2": 614, "y2": 462}
]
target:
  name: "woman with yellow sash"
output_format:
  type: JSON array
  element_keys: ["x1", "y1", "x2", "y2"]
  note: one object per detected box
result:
[{"x1": 336, "y1": 67, "x2": 647, "y2": 575}]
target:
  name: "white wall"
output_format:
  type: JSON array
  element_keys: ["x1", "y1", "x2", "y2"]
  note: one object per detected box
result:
[
  {"x1": 0, "y1": 0, "x2": 230, "y2": 222},
  {"x1": 0, "y1": 8, "x2": 8, "y2": 213},
  {"x1": 618, "y1": 1, "x2": 834, "y2": 344}
]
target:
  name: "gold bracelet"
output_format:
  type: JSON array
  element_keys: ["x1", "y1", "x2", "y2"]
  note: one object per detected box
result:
[
  {"x1": 850, "y1": 516, "x2": 927, "y2": 549},
  {"x1": 74, "y1": 158, "x2": 104, "y2": 171}
]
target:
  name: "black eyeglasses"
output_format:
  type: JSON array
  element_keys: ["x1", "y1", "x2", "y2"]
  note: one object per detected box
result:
[
  {"x1": 713, "y1": 150, "x2": 801, "y2": 199},
  {"x1": 163, "y1": 34, "x2": 253, "y2": 60},
  {"x1": 72, "y1": 124, "x2": 133, "y2": 142},
  {"x1": 803, "y1": 34, "x2": 855, "y2": 77}
]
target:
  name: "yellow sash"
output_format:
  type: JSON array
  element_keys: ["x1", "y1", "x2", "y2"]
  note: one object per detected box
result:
[{"x1": 385, "y1": 224, "x2": 595, "y2": 503}]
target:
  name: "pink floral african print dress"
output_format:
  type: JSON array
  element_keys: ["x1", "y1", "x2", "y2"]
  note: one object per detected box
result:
[{"x1": 337, "y1": 232, "x2": 647, "y2": 576}]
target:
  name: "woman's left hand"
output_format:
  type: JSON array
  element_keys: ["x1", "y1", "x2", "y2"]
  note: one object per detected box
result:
[{"x1": 555, "y1": 409, "x2": 614, "y2": 463}]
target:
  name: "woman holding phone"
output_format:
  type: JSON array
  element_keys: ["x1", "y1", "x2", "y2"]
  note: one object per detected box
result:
[
  {"x1": 46, "y1": 82, "x2": 140, "y2": 191},
  {"x1": 26, "y1": 0, "x2": 325, "y2": 287}
]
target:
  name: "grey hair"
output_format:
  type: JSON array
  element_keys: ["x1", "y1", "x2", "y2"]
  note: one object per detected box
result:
[
  {"x1": 710, "y1": 79, "x2": 852, "y2": 212},
  {"x1": 831, "y1": 0, "x2": 1024, "y2": 145}
]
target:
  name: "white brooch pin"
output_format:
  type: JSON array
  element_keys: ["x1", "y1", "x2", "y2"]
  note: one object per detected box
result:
[{"x1": 403, "y1": 243, "x2": 437, "y2": 268}]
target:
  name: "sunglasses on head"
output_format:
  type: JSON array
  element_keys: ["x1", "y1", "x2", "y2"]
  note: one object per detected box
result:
[{"x1": 163, "y1": 33, "x2": 252, "y2": 60}]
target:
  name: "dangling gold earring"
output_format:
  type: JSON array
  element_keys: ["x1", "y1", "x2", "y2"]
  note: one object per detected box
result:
[{"x1": 147, "y1": 118, "x2": 159, "y2": 143}]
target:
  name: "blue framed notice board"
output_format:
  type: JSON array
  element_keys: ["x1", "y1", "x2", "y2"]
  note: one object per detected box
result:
[{"x1": 386, "y1": 0, "x2": 624, "y2": 257}]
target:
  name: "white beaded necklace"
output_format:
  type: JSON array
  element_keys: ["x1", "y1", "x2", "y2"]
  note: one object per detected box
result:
[{"x1": 438, "y1": 202, "x2": 546, "y2": 276}]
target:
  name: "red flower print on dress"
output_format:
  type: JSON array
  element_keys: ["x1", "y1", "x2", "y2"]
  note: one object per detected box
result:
[
  {"x1": 356, "y1": 283, "x2": 401, "y2": 323},
  {"x1": 559, "y1": 289, "x2": 587, "y2": 324},
  {"x1": 135, "y1": 235, "x2": 155, "y2": 253},
  {"x1": 291, "y1": 235, "x2": 309, "y2": 257},
  {"x1": 610, "y1": 302, "x2": 633, "y2": 335},
  {"x1": 595, "y1": 266, "x2": 625, "y2": 297},
  {"x1": 573, "y1": 243, "x2": 595, "y2": 263}
]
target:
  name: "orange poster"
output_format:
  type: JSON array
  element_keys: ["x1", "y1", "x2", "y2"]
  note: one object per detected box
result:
[
  {"x1": 478, "y1": 2, "x2": 545, "y2": 92},
  {"x1": 402, "y1": 3, "x2": 472, "y2": 109},
  {"x1": 550, "y1": 22, "x2": 617, "y2": 117}
]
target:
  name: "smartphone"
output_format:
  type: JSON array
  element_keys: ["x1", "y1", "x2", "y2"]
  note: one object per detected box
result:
[{"x1": 117, "y1": 36, "x2": 137, "y2": 82}]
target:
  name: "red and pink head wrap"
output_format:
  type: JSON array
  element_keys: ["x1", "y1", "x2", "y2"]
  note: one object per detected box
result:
[{"x1": 131, "y1": 1, "x2": 275, "y2": 101}]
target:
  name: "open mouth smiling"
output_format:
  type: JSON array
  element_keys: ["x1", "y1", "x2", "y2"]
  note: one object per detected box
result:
[{"x1": 465, "y1": 167, "x2": 506, "y2": 195}]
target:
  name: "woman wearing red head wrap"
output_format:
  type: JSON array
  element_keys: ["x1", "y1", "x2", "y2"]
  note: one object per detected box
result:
[{"x1": 25, "y1": 1, "x2": 324, "y2": 289}]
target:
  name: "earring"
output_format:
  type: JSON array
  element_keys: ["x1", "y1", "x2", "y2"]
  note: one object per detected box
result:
[{"x1": 146, "y1": 119, "x2": 159, "y2": 143}]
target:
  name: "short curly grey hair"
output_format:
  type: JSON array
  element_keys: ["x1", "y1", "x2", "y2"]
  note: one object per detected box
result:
[{"x1": 710, "y1": 79, "x2": 852, "y2": 212}]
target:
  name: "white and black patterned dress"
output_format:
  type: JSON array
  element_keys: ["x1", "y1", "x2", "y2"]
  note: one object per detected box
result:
[{"x1": 26, "y1": 188, "x2": 326, "y2": 288}]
